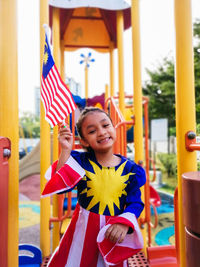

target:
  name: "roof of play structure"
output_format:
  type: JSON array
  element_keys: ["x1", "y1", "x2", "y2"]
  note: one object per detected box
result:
[
  {"x1": 49, "y1": 0, "x2": 130, "y2": 10},
  {"x1": 49, "y1": 0, "x2": 131, "y2": 52}
]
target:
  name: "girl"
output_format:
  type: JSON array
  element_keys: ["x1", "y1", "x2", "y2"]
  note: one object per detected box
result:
[{"x1": 43, "y1": 107, "x2": 146, "y2": 267}]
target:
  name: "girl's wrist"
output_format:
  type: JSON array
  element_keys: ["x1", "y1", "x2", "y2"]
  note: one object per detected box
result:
[
  {"x1": 60, "y1": 148, "x2": 71, "y2": 159},
  {"x1": 56, "y1": 149, "x2": 71, "y2": 171}
]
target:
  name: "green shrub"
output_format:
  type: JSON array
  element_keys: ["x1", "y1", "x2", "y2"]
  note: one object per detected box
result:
[
  {"x1": 197, "y1": 124, "x2": 200, "y2": 135},
  {"x1": 169, "y1": 127, "x2": 176, "y2": 136},
  {"x1": 198, "y1": 161, "x2": 200, "y2": 171},
  {"x1": 157, "y1": 153, "x2": 177, "y2": 177}
]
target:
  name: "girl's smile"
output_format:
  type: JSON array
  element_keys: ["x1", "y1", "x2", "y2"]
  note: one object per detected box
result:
[{"x1": 97, "y1": 137, "x2": 111, "y2": 144}]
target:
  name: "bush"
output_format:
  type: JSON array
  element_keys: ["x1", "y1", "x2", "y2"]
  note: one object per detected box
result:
[
  {"x1": 169, "y1": 127, "x2": 176, "y2": 136},
  {"x1": 198, "y1": 161, "x2": 200, "y2": 171},
  {"x1": 197, "y1": 123, "x2": 200, "y2": 135},
  {"x1": 157, "y1": 153, "x2": 177, "y2": 177}
]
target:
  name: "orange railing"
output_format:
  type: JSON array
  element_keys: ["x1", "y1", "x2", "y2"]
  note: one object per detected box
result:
[{"x1": 105, "y1": 97, "x2": 129, "y2": 156}]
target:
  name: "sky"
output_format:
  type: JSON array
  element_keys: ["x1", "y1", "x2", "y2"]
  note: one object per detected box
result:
[{"x1": 17, "y1": 0, "x2": 200, "y2": 114}]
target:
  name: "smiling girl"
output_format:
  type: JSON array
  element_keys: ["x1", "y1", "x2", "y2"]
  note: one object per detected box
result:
[{"x1": 45, "y1": 107, "x2": 146, "y2": 267}]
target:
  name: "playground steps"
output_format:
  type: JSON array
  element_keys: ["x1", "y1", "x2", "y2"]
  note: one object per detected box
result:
[
  {"x1": 41, "y1": 252, "x2": 150, "y2": 267},
  {"x1": 128, "y1": 251, "x2": 149, "y2": 266},
  {"x1": 41, "y1": 256, "x2": 51, "y2": 267}
]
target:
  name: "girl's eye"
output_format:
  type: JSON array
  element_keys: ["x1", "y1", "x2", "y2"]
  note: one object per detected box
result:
[
  {"x1": 103, "y1": 124, "x2": 110, "y2": 128},
  {"x1": 88, "y1": 129, "x2": 96, "y2": 134}
]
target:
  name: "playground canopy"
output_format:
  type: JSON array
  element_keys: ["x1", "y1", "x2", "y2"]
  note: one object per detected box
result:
[{"x1": 49, "y1": 0, "x2": 131, "y2": 52}]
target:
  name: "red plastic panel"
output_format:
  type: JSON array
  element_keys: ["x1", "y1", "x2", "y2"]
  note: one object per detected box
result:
[
  {"x1": 147, "y1": 245, "x2": 178, "y2": 267},
  {"x1": 0, "y1": 137, "x2": 11, "y2": 267}
]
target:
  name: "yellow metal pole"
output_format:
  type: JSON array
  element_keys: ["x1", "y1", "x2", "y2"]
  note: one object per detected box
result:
[
  {"x1": 131, "y1": 0, "x2": 147, "y2": 252},
  {"x1": 105, "y1": 84, "x2": 109, "y2": 101},
  {"x1": 85, "y1": 65, "x2": 89, "y2": 100},
  {"x1": 174, "y1": 0, "x2": 197, "y2": 266},
  {"x1": 109, "y1": 41, "x2": 115, "y2": 97},
  {"x1": 116, "y1": 10, "x2": 125, "y2": 115},
  {"x1": 52, "y1": 6, "x2": 60, "y2": 250},
  {"x1": 0, "y1": 1, "x2": 19, "y2": 265},
  {"x1": 60, "y1": 40, "x2": 65, "y2": 81},
  {"x1": 40, "y1": 0, "x2": 51, "y2": 256}
]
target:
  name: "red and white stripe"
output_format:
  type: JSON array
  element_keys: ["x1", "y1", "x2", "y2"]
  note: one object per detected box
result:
[
  {"x1": 47, "y1": 205, "x2": 142, "y2": 267},
  {"x1": 41, "y1": 156, "x2": 85, "y2": 197},
  {"x1": 41, "y1": 64, "x2": 76, "y2": 127}
]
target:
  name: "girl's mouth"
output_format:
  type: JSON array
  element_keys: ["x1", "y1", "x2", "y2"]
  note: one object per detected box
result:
[{"x1": 98, "y1": 137, "x2": 111, "y2": 144}]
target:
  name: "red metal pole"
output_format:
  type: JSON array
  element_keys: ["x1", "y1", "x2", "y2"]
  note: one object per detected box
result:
[
  {"x1": 143, "y1": 99, "x2": 151, "y2": 246},
  {"x1": 0, "y1": 137, "x2": 11, "y2": 267}
]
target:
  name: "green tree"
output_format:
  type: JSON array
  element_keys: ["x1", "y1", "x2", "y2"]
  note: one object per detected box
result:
[
  {"x1": 143, "y1": 58, "x2": 175, "y2": 129},
  {"x1": 143, "y1": 20, "x2": 200, "y2": 134},
  {"x1": 194, "y1": 20, "x2": 200, "y2": 120},
  {"x1": 19, "y1": 112, "x2": 40, "y2": 138}
]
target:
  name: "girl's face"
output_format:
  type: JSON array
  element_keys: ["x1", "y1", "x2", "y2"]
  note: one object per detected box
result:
[{"x1": 80, "y1": 111, "x2": 116, "y2": 153}]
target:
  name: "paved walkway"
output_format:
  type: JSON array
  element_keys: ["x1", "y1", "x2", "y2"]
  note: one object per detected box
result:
[{"x1": 19, "y1": 174, "x2": 41, "y2": 247}]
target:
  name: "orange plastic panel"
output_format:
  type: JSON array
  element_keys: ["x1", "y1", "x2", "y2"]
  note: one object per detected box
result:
[
  {"x1": 147, "y1": 245, "x2": 178, "y2": 267},
  {"x1": 64, "y1": 19, "x2": 110, "y2": 48},
  {"x1": 73, "y1": 7, "x2": 101, "y2": 17},
  {"x1": 63, "y1": 8, "x2": 110, "y2": 51}
]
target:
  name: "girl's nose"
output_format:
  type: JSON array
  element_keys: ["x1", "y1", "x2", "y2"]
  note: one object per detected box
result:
[{"x1": 97, "y1": 126, "x2": 106, "y2": 136}]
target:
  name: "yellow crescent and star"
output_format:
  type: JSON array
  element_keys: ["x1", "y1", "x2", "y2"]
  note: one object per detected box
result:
[{"x1": 43, "y1": 41, "x2": 49, "y2": 65}]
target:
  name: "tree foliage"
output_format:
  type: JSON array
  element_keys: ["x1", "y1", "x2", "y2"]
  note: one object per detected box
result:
[
  {"x1": 143, "y1": 20, "x2": 200, "y2": 134},
  {"x1": 19, "y1": 112, "x2": 40, "y2": 138}
]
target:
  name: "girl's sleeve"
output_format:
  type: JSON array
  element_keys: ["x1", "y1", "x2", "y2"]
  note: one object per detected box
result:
[
  {"x1": 123, "y1": 164, "x2": 146, "y2": 218},
  {"x1": 41, "y1": 152, "x2": 85, "y2": 197}
]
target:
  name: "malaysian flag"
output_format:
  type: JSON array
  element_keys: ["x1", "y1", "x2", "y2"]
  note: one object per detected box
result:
[{"x1": 41, "y1": 33, "x2": 76, "y2": 127}]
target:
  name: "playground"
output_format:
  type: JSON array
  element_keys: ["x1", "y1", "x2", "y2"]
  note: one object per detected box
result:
[{"x1": 1, "y1": 0, "x2": 200, "y2": 267}]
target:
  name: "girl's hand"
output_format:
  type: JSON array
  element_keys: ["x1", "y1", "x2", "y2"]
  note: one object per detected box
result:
[
  {"x1": 105, "y1": 223, "x2": 129, "y2": 243},
  {"x1": 56, "y1": 125, "x2": 73, "y2": 171},
  {"x1": 58, "y1": 124, "x2": 73, "y2": 151}
]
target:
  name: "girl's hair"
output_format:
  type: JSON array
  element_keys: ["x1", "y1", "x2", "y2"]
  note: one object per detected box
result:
[{"x1": 76, "y1": 107, "x2": 112, "y2": 139}]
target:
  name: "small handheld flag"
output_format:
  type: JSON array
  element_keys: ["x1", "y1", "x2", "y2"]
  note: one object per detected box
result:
[{"x1": 41, "y1": 31, "x2": 76, "y2": 127}]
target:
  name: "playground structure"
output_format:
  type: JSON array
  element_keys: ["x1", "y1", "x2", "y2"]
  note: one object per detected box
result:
[{"x1": 1, "y1": 0, "x2": 200, "y2": 266}]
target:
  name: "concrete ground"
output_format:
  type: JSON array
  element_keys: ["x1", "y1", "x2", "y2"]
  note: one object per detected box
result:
[{"x1": 19, "y1": 174, "x2": 41, "y2": 248}]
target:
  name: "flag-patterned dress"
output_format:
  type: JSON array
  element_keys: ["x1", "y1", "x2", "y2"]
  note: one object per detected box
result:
[{"x1": 44, "y1": 150, "x2": 146, "y2": 267}]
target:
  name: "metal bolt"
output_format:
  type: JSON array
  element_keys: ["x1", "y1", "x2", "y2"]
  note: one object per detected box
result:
[
  {"x1": 140, "y1": 223, "x2": 145, "y2": 229},
  {"x1": 138, "y1": 160, "x2": 143, "y2": 166},
  {"x1": 3, "y1": 149, "x2": 11, "y2": 158},
  {"x1": 187, "y1": 131, "x2": 196, "y2": 139}
]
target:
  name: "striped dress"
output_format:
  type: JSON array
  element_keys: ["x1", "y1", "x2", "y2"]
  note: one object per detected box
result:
[{"x1": 43, "y1": 150, "x2": 146, "y2": 267}]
